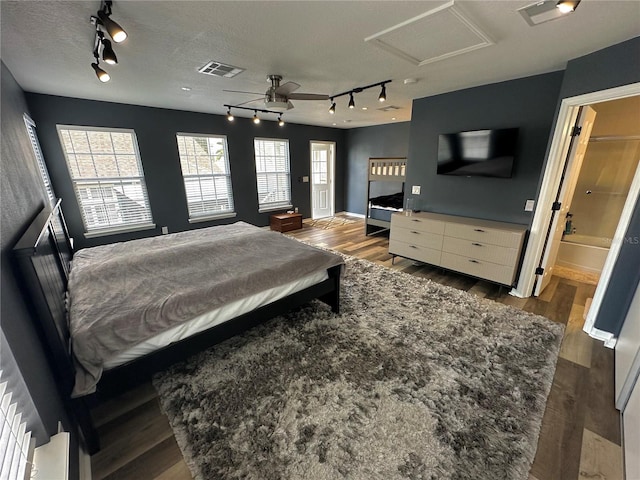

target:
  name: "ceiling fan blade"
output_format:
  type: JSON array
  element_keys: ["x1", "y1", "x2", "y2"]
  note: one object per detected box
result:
[
  {"x1": 223, "y1": 89, "x2": 265, "y2": 95},
  {"x1": 275, "y1": 81, "x2": 300, "y2": 96},
  {"x1": 287, "y1": 101, "x2": 295, "y2": 110},
  {"x1": 287, "y1": 93, "x2": 330, "y2": 101}
]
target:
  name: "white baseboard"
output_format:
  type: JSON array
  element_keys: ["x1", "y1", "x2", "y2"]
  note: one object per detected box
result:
[{"x1": 340, "y1": 211, "x2": 365, "y2": 218}]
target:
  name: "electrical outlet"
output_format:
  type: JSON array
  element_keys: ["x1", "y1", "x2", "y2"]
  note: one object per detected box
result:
[
  {"x1": 524, "y1": 200, "x2": 535, "y2": 212},
  {"x1": 302, "y1": 176, "x2": 309, "y2": 183},
  {"x1": 161, "y1": 226, "x2": 169, "y2": 235},
  {"x1": 412, "y1": 185, "x2": 421, "y2": 195}
]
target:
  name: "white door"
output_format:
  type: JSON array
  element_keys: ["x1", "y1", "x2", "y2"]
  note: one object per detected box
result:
[
  {"x1": 311, "y1": 141, "x2": 335, "y2": 219},
  {"x1": 534, "y1": 106, "x2": 597, "y2": 295}
]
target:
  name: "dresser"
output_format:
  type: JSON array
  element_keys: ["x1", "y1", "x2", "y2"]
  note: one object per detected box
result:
[{"x1": 389, "y1": 212, "x2": 527, "y2": 286}]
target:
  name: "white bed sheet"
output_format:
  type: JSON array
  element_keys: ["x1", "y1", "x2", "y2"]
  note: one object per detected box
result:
[{"x1": 104, "y1": 270, "x2": 329, "y2": 369}]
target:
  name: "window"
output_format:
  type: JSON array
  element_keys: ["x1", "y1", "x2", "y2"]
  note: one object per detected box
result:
[
  {"x1": 254, "y1": 138, "x2": 292, "y2": 212},
  {"x1": 24, "y1": 115, "x2": 55, "y2": 206},
  {"x1": 57, "y1": 126, "x2": 154, "y2": 236},
  {"x1": 176, "y1": 134, "x2": 235, "y2": 221}
]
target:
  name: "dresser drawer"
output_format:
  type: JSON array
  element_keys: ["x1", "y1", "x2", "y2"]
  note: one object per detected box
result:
[
  {"x1": 390, "y1": 226, "x2": 443, "y2": 250},
  {"x1": 444, "y1": 222, "x2": 523, "y2": 248},
  {"x1": 440, "y1": 252, "x2": 516, "y2": 285},
  {"x1": 442, "y1": 236, "x2": 520, "y2": 267},
  {"x1": 391, "y1": 214, "x2": 445, "y2": 235},
  {"x1": 389, "y1": 240, "x2": 441, "y2": 266}
]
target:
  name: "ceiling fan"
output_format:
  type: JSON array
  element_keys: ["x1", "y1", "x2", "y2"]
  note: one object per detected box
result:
[{"x1": 224, "y1": 75, "x2": 330, "y2": 112}]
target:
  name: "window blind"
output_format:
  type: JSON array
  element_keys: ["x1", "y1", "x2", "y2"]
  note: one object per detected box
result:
[
  {"x1": 57, "y1": 126, "x2": 154, "y2": 235},
  {"x1": 176, "y1": 134, "x2": 235, "y2": 219},
  {"x1": 0, "y1": 370, "x2": 33, "y2": 480},
  {"x1": 24, "y1": 115, "x2": 55, "y2": 207},
  {"x1": 254, "y1": 138, "x2": 292, "y2": 211}
]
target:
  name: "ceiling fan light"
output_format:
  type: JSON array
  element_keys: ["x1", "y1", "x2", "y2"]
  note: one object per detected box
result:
[
  {"x1": 329, "y1": 102, "x2": 336, "y2": 114},
  {"x1": 556, "y1": 0, "x2": 580, "y2": 13},
  {"x1": 348, "y1": 93, "x2": 355, "y2": 109},
  {"x1": 101, "y1": 38, "x2": 118, "y2": 65},
  {"x1": 278, "y1": 116, "x2": 285, "y2": 126},
  {"x1": 91, "y1": 62, "x2": 110, "y2": 82},
  {"x1": 227, "y1": 108, "x2": 234, "y2": 121},
  {"x1": 253, "y1": 112, "x2": 260, "y2": 124},
  {"x1": 378, "y1": 85, "x2": 386, "y2": 102},
  {"x1": 98, "y1": 10, "x2": 127, "y2": 43}
]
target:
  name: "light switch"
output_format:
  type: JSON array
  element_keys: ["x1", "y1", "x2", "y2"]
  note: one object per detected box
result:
[
  {"x1": 524, "y1": 200, "x2": 535, "y2": 212},
  {"x1": 412, "y1": 185, "x2": 421, "y2": 195},
  {"x1": 161, "y1": 226, "x2": 169, "y2": 234},
  {"x1": 302, "y1": 176, "x2": 309, "y2": 183}
]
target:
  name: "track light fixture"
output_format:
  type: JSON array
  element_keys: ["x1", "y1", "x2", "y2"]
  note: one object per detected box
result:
[
  {"x1": 223, "y1": 104, "x2": 286, "y2": 126},
  {"x1": 378, "y1": 84, "x2": 386, "y2": 102},
  {"x1": 97, "y1": 0, "x2": 127, "y2": 43},
  {"x1": 328, "y1": 80, "x2": 391, "y2": 115},
  {"x1": 556, "y1": 0, "x2": 580, "y2": 13},
  {"x1": 90, "y1": 1, "x2": 128, "y2": 83}
]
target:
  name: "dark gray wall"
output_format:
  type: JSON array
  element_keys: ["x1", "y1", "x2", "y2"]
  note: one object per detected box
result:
[
  {"x1": 345, "y1": 122, "x2": 411, "y2": 214},
  {"x1": 1, "y1": 62, "x2": 79, "y2": 478},
  {"x1": 556, "y1": 37, "x2": 640, "y2": 336},
  {"x1": 25, "y1": 94, "x2": 347, "y2": 248},
  {"x1": 406, "y1": 71, "x2": 564, "y2": 225}
]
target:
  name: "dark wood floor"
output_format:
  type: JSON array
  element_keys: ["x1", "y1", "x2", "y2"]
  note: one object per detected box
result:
[{"x1": 90, "y1": 216, "x2": 622, "y2": 480}]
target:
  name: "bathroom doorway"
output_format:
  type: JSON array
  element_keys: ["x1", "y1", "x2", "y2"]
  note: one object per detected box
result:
[{"x1": 555, "y1": 97, "x2": 640, "y2": 283}]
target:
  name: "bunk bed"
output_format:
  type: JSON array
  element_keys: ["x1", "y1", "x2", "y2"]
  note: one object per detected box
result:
[{"x1": 365, "y1": 157, "x2": 407, "y2": 235}]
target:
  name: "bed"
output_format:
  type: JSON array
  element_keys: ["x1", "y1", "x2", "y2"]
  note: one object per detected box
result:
[
  {"x1": 13, "y1": 200, "x2": 343, "y2": 453},
  {"x1": 365, "y1": 157, "x2": 407, "y2": 235}
]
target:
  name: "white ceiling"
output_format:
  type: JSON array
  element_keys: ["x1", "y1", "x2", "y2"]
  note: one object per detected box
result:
[{"x1": 1, "y1": 1, "x2": 638, "y2": 129}]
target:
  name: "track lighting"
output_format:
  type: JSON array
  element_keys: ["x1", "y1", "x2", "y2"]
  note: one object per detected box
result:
[
  {"x1": 327, "y1": 80, "x2": 391, "y2": 115},
  {"x1": 378, "y1": 84, "x2": 386, "y2": 102},
  {"x1": 91, "y1": 61, "x2": 110, "y2": 82},
  {"x1": 223, "y1": 105, "x2": 286, "y2": 125},
  {"x1": 556, "y1": 0, "x2": 580, "y2": 13},
  {"x1": 100, "y1": 36, "x2": 117, "y2": 65},
  {"x1": 97, "y1": 1, "x2": 127, "y2": 43}
]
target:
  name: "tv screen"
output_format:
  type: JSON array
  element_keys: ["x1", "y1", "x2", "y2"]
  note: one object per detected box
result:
[{"x1": 437, "y1": 128, "x2": 519, "y2": 178}]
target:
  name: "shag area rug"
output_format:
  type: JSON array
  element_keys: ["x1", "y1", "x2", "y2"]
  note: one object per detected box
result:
[{"x1": 153, "y1": 256, "x2": 564, "y2": 480}]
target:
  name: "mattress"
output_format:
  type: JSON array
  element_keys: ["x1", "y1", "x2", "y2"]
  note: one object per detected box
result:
[{"x1": 104, "y1": 270, "x2": 328, "y2": 368}]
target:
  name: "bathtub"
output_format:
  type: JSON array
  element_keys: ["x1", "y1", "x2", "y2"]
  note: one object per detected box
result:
[{"x1": 557, "y1": 234, "x2": 611, "y2": 274}]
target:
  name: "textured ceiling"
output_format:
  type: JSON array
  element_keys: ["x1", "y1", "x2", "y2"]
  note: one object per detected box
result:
[{"x1": 1, "y1": 1, "x2": 638, "y2": 128}]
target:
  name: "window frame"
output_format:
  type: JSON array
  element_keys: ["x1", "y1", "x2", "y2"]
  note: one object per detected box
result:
[
  {"x1": 175, "y1": 133, "x2": 237, "y2": 223},
  {"x1": 253, "y1": 137, "x2": 293, "y2": 213},
  {"x1": 56, "y1": 125, "x2": 155, "y2": 238},
  {"x1": 24, "y1": 114, "x2": 56, "y2": 206}
]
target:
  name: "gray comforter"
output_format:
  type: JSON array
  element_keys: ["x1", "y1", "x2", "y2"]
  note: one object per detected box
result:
[{"x1": 68, "y1": 222, "x2": 343, "y2": 396}]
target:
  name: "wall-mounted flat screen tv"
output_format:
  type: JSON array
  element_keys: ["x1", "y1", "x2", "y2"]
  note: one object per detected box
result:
[{"x1": 437, "y1": 128, "x2": 519, "y2": 178}]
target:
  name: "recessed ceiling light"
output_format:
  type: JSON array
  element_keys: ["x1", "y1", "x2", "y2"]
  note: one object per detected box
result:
[
  {"x1": 392, "y1": 117, "x2": 397, "y2": 120},
  {"x1": 181, "y1": 86, "x2": 191, "y2": 91},
  {"x1": 362, "y1": 107, "x2": 368, "y2": 111},
  {"x1": 403, "y1": 78, "x2": 418, "y2": 85},
  {"x1": 332, "y1": 123, "x2": 337, "y2": 126}
]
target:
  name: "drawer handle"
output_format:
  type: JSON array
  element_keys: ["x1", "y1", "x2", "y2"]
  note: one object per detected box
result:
[
  {"x1": 410, "y1": 245, "x2": 418, "y2": 249},
  {"x1": 472, "y1": 242, "x2": 483, "y2": 247},
  {"x1": 469, "y1": 259, "x2": 480, "y2": 264},
  {"x1": 411, "y1": 231, "x2": 421, "y2": 234},
  {"x1": 474, "y1": 229, "x2": 485, "y2": 233}
]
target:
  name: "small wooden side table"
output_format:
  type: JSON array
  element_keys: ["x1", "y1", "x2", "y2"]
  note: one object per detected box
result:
[{"x1": 269, "y1": 213, "x2": 303, "y2": 232}]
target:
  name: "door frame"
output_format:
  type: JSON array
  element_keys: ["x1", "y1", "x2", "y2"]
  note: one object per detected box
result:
[
  {"x1": 309, "y1": 140, "x2": 335, "y2": 219},
  {"x1": 512, "y1": 82, "x2": 640, "y2": 346}
]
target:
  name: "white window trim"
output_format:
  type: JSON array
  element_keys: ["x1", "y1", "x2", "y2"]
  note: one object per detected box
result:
[
  {"x1": 176, "y1": 133, "x2": 236, "y2": 220},
  {"x1": 56, "y1": 125, "x2": 154, "y2": 238},
  {"x1": 254, "y1": 137, "x2": 292, "y2": 212}
]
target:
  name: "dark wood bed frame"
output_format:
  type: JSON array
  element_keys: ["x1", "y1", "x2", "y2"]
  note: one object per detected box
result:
[{"x1": 13, "y1": 200, "x2": 341, "y2": 454}]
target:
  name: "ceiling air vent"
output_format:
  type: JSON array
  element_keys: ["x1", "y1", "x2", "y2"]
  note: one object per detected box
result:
[
  {"x1": 519, "y1": 0, "x2": 571, "y2": 26},
  {"x1": 378, "y1": 105, "x2": 401, "y2": 112},
  {"x1": 197, "y1": 61, "x2": 244, "y2": 78}
]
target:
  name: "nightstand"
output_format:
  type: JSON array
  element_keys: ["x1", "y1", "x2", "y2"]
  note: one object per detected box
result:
[{"x1": 269, "y1": 213, "x2": 303, "y2": 232}]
